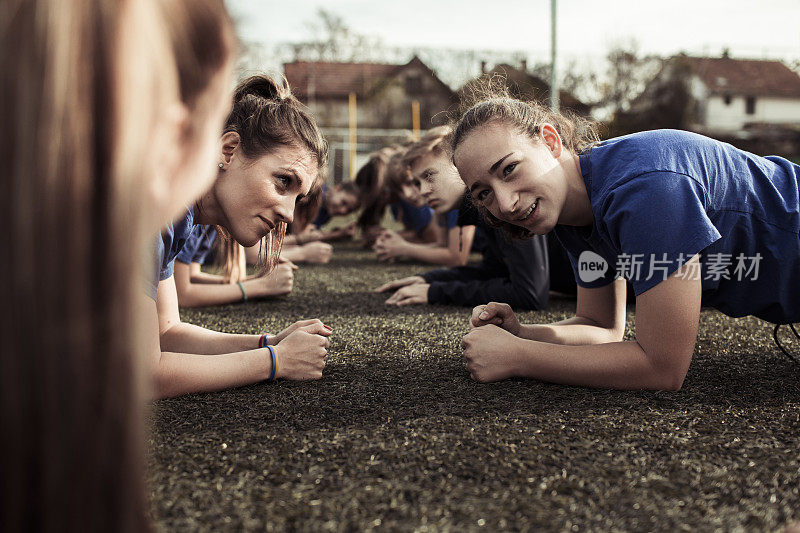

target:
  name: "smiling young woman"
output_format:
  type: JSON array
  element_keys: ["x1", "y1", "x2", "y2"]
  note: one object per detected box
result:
[{"x1": 451, "y1": 94, "x2": 800, "y2": 390}]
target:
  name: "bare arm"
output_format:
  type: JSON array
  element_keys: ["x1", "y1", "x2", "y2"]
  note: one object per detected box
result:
[
  {"x1": 187, "y1": 262, "x2": 226, "y2": 284},
  {"x1": 158, "y1": 275, "x2": 260, "y2": 351},
  {"x1": 141, "y1": 287, "x2": 269, "y2": 398},
  {"x1": 415, "y1": 218, "x2": 441, "y2": 244},
  {"x1": 376, "y1": 225, "x2": 475, "y2": 267},
  {"x1": 173, "y1": 262, "x2": 294, "y2": 308},
  {"x1": 522, "y1": 279, "x2": 628, "y2": 344},
  {"x1": 146, "y1": 277, "x2": 330, "y2": 398},
  {"x1": 463, "y1": 256, "x2": 703, "y2": 390},
  {"x1": 471, "y1": 278, "x2": 627, "y2": 345}
]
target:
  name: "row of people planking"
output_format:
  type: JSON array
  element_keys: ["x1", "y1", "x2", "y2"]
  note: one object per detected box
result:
[
  {"x1": 157, "y1": 86, "x2": 800, "y2": 395},
  {"x1": 4, "y1": 0, "x2": 799, "y2": 528},
  {"x1": 173, "y1": 124, "x2": 578, "y2": 309}
]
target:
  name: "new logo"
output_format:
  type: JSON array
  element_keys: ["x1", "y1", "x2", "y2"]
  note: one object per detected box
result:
[{"x1": 578, "y1": 251, "x2": 608, "y2": 283}]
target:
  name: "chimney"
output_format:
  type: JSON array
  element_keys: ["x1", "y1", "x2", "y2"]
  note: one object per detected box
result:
[
  {"x1": 480, "y1": 60, "x2": 487, "y2": 74},
  {"x1": 521, "y1": 59, "x2": 527, "y2": 72}
]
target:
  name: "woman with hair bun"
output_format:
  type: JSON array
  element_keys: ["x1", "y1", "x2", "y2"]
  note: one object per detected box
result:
[{"x1": 146, "y1": 74, "x2": 333, "y2": 398}]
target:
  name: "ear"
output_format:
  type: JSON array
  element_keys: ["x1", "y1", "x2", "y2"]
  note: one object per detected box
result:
[
  {"x1": 147, "y1": 101, "x2": 189, "y2": 221},
  {"x1": 540, "y1": 123, "x2": 563, "y2": 159},
  {"x1": 220, "y1": 130, "x2": 240, "y2": 166}
]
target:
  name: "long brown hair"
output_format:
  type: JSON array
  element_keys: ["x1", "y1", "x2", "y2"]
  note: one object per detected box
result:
[
  {"x1": 160, "y1": 0, "x2": 235, "y2": 132},
  {"x1": 0, "y1": 0, "x2": 174, "y2": 530},
  {"x1": 355, "y1": 147, "x2": 395, "y2": 230},
  {"x1": 218, "y1": 75, "x2": 329, "y2": 274}
]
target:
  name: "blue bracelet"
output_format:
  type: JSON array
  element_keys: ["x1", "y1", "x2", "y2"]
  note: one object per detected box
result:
[
  {"x1": 237, "y1": 281, "x2": 248, "y2": 301},
  {"x1": 266, "y1": 345, "x2": 277, "y2": 382},
  {"x1": 259, "y1": 334, "x2": 269, "y2": 348}
]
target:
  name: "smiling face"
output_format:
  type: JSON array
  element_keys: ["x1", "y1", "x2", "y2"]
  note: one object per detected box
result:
[
  {"x1": 410, "y1": 151, "x2": 465, "y2": 214},
  {"x1": 214, "y1": 140, "x2": 317, "y2": 247},
  {"x1": 453, "y1": 121, "x2": 572, "y2": 235}
]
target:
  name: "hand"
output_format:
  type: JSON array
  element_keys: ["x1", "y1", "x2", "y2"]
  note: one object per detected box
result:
[
  {"x1": 373, "y1": 275, "x2": 425, "y2": 293},
  {"x1": 461, "y1": 324, "x2": 522, "y2": 382},
  {"x1": 271, "y1": 318, "x2": 332, "y2": 344},
  {"x1": 373, "y1": 229, "x2": 408, "y2": 262},
  {"x1": 248, "y1": 262, "x2": 295, "y2": 297},
  {"x1": 384, "y1": 283, "x2": 429, "y2": 306},
  {"x1": 361, "y1": 225, "x2": 383, "y2": 248},
  {"x1": 335, "y1": 221, "x2": 356, "y2": 238},
  {"x1": 470, "y1": 302, "x2": 521, "y2": 336},
  {"x1": 298, "y1": 226, "x2": 323, "y2": 244},
  {"x1": 273, "y1": 320, "x2": 332, "y2": 380},
  {"x1": 300, "y1": 241, "x2": 333, "y2": 264}
]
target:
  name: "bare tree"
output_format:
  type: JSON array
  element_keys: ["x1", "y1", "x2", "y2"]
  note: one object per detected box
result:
[
  {"x1": 598, "y1": 40, "x2": 661, "y2": 114},
  {"x1": 290, "y1": 8, "x2": 385, "y2": 62}
]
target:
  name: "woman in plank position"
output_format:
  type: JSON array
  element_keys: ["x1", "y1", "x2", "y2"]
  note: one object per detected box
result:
[
  {"x1": 144, "y1": 6, "x2": 332, "y2": 397},
  {"x1": 453, "y1": 93, "x2": 799, "y2": 389}
]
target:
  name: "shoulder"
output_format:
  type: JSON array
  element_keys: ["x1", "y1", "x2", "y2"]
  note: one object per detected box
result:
[{"x1": 585, "y1": 129, "x2": 723, "y2": 190}]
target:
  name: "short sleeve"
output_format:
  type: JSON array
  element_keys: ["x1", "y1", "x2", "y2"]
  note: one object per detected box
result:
[
  {"x1": 599, "y1": 171, "x2": 721, "y2": 295},
  {"x1": 397, "y1": 201, "x2": 433, "y2": 234},
  {"x1": 176, "y1": 226, "x2": 216, "y2": 265},
  {"x1": 438, "y1": 209, "x2": 459, "y2": 229},
  {"x1": 550, "y1": 228, "x2": 619, "y2": 290}
]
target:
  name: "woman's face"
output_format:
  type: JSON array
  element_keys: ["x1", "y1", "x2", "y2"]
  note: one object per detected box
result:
[
  {"x1": 215, "y1": 143, "x2": 317, "y2": 247},
  {"x1": 326, "y1": 188, "x2": 359, "y2": 216},
  {"x1": 410, "y1": 151, "x2": 465, "y2": 214},
  {"x1": 396, "y1": 169, "x2": 426, "y2": 207},
  {"x1": 453, "y1": 121, "x2": 568, "y2": 235}
]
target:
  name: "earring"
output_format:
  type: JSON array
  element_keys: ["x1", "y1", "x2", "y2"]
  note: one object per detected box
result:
[{"x1": 218, "y1": 163, "x2": 224, "y2": 169}]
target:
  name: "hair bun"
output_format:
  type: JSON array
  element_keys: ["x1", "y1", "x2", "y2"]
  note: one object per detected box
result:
[{"x1": 234, "y1": 75, "x2": 291, "y2": 104}]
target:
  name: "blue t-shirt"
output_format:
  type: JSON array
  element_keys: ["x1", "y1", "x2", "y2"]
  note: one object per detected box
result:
[
  {"x1": 312, "y1": 185, "x2": 331, "y2": 228},
  {"x1": 175, "y1": 225, "x2": 217, "y2": 265},
  {"x1": 553, "y1": 129, "x2": 799, "y2": 324},
  {"x1": 438, "y1": 209, "x2": 460, "y2": 229},
  {"x1": 151, "y1": 207, "x2": 195, "y2": 296},
  {"x1": 389, "y1": 199, "x2": 434, "y2": 235}
]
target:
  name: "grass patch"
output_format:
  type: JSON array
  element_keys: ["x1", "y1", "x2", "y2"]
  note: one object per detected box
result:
[{"x1": 148, "y1": 242, "x2": 800, "y2": 531}]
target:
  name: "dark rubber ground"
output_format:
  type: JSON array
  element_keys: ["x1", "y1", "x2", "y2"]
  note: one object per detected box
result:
[{"x1": 147, "y1": 242, "x2": 800, "y2": 532}]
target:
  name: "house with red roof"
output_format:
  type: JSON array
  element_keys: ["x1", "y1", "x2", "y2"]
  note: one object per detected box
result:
[
  {"x1": 283, "y1": 56, "x2": 455, "y2": 131},
  {"x1": 646, "y1": 53, "x2": 800, "y2": 134}
]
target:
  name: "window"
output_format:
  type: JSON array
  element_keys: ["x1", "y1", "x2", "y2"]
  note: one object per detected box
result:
[
  {"x1": 746, "y1": 96, "x2": 756, "y2": 115},
  {"x1": 405, "y1": 74, "x2": 422, "y2": 94},
  {"x1": 724, "y1": 94, "x2": 732, "y2": 105}
]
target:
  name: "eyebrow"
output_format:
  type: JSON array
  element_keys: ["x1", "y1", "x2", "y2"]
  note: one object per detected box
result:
[
  {"x1": 489, "y1": 152, "x2": 514, "y2": 174},
  {"x1": 469, "y1": 152, "x2": 513, "y2": 193},
  {"x1": 419, "y1": 168, "x2": 437, "y2": 178}
]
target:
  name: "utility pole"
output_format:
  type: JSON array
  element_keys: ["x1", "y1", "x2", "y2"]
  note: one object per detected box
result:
[{"x1": 550, "y1": 0, "x2": 560, "y2": 111}]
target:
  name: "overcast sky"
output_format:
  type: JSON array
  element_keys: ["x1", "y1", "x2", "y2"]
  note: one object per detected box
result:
[{"x1": 226, "y1": 0, "x2": 800, "y2": 62}]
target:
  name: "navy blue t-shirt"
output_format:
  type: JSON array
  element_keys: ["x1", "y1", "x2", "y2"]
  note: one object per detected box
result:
[
  {"x1": 175, "y1": 225, "x2": 217, "y2": 266},
  {"x1": 438, "y1": 209, "x2": 460, "y2": 229},
  {"x1": 553, "y1": 129, "x2": 800, "y2": 323},
  {"x1": 389, "y1": 199, "x2": 434, "y2": 235},
  {"x1": 151, "y1": 207, "x2": 195, "y2": 297}
]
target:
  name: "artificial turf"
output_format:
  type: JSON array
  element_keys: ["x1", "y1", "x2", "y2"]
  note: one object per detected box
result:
[{"x1": 147, "y1": 242, "x2": 800, "y2": 532}]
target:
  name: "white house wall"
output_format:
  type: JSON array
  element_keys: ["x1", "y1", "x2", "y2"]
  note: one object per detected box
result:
[{"x1": 705, "y1": 95, "x2": 800, "y2": 132}]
